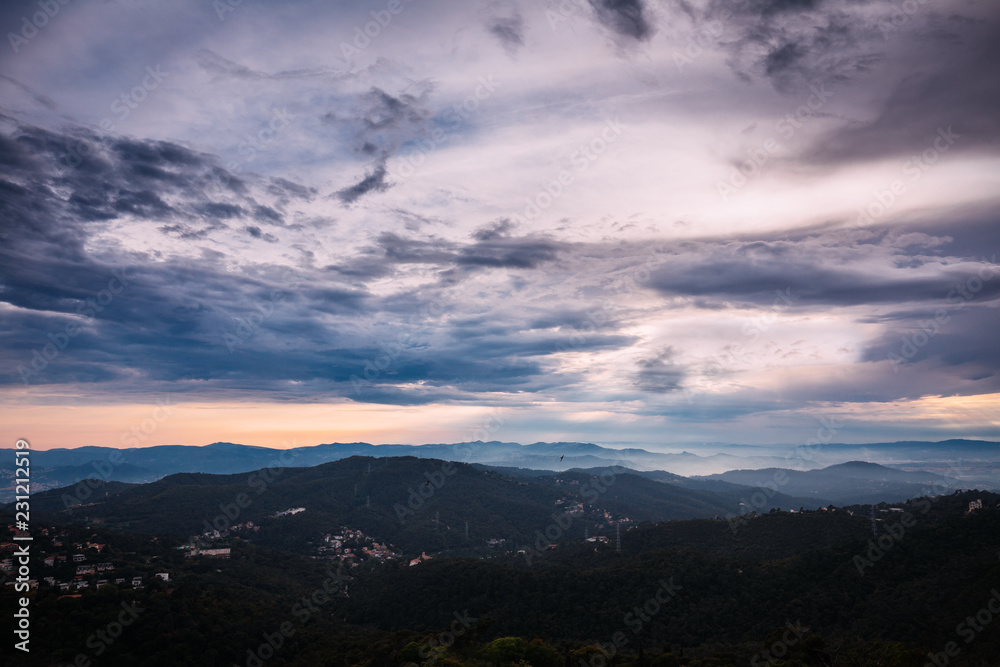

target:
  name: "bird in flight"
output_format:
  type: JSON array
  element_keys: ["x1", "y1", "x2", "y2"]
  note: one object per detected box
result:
[{"x1": 559, "y1": 455, "x2": 564, "y2": 462}]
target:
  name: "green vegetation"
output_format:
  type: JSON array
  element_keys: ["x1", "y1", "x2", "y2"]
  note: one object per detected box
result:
[{"x1": 1, "y1": 459, "x2": 997, "y2": 666}]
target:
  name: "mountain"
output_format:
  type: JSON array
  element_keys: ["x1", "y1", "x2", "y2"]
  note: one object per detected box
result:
[
  {"x1": 19, "y1": 457, "x2": 821, "y2": 556},
  {"x1": 5, "y1": 438, "x2": 997, "y2": 503},
  {"x1": 4, "y1": 489, "x2": 997, "y2": 666},
  {"x1": 697, "y1": 461, "x2": 962, "y2": 504}
]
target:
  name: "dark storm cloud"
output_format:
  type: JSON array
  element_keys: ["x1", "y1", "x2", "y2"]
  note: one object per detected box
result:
[
  {"x1": 197, "y1": 202, "x2": 245, "y2": 219},
  {"x1": 267, "y1": 177, "x2": 316, "y2": 201},
  {"x1": 647, "y1": 238, "x2": 1000, "y2": 308},
  {"x1": 487, "y1": 14, "x2": 525, "y2": 54},
  {"x1": 0, "y1": 119, "x2": 353, "y2": 390},
  {"x1": 253, "y1": 205, "x2": 284, "y2": 225},
  {"x1": 326, "y1": 85, "x2": 434, "y2": 204},
  {"x1": 692, "y1": 0, "x2": 1000, "y2": 164},
  {"x1": 635, "y1": 347, "x2": 686, "y2": 393},
  {"x1": 804, "y1": 14, "x2": 1000, "y2": 164},
  {"x1": 244, "y1": 225, "x2": 278, "y2": 242},
  {"x1": 333, "y1": 157, "x2": 391, "y2": 204},
  {"x1": 0, "y1": 119, "x2": 608, "y2": 403},
  {"x1": 472, "y1": 218, "x2": 516, "y2": 241},
  {"x1": 328, "y1": 231, "x2": 563, "y2": 280},
  {"x1": 862, "y1": 306, "x2": 1000, "y2": 380},
  {"x1": 588, "y1": 0, "x2": 653, "y2": 41},
  {"x1": 457, "y1": 236, "x2": 561, "y2": 269}
]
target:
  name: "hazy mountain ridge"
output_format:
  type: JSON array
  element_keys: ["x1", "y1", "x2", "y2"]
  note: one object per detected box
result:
[
  {"x1": 696, "y1": 461, "x2": 963, "y2": 504},
  {"x1": 19, "y1": 457, "x2": 813, "y2": 555},
  {"x1": 11, "y1": 456, "x2": 984, "y2": 562},
  {"x1": 2, "y1": 438, "x2": 996, "y2": 502}
]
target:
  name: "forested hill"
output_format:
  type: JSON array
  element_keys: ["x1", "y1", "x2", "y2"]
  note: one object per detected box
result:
[
  {"x1": 21, "y1": 455, "x2": 819, "y2": 554},
  {"x1": 2, "y1": 490, "x2": 997, "y2": 666}
]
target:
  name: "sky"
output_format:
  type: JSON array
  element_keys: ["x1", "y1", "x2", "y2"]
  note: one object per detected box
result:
[{"x1": 0, "y1": 0, "x2": 998, "y2": 451}]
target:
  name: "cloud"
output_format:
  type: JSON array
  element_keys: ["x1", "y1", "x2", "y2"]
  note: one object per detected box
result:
[
  {"x1": 802, "y1": 12, "x2": 1000, "y2": 165},
  {"x1": 472, "y1": 218, "x2": 517, "y2": 241},
  {"x1": 333, "y1": 156, "x2": 391, "y2": 204},
  {"x1": 325, "y1": 85, "x2": 436, "y2": 204},
  {"x1": 588, "y1": 0, "x2": 653, "y2": 41},
  {"x1": 635, "y1": 347, "x2": 686, "y2": 393},
  {"x1": 487, "y1": 13, "x2": 525, "y2": 54}
]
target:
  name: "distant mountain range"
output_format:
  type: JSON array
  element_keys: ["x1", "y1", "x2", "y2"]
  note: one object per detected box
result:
[
  {"x1": 695, "y1": 460, "x2": 960, "y2": 504},
  {"x1": 13, "y1": 454, "x2": 980, "y2": 557},
  {"x1": 1, "y1": 438, "x2": 994, "y2": 503}
]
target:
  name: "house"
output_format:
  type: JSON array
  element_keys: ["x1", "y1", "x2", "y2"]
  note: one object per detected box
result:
[
  {"x1": 155, "y1": 572, "x2": 169, "y2": 581},
  {"x1": 97, "y1": 562, "x2": 114, "y2": 571},
  {"x1": 76, "y1": 565, "x2": 96, "y2": 576},
  {"x1": 969, "y1": 499, "x2": 984, "y2": 513},
  {"x1": 132, "y1": 577, "x2": 143, "y2": 587},
  {"x1": 72, "y1": 554, "x2": 86, "y2": 563},
  {"x1": 199, "y1": 548, "x2": 231, "y2": 558},
  {"x1": 96, "y1": 580, "x2": 108, "y2": 587},
  {"x1": 43, "y1": 556, "x2": 55, "y2": 567},
  {"x1": 115, "y1": 578, "x2": 126, "y2": 585},
  {"x1": 273, "y1": 507, "x2": 305, "y2": 517}
]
